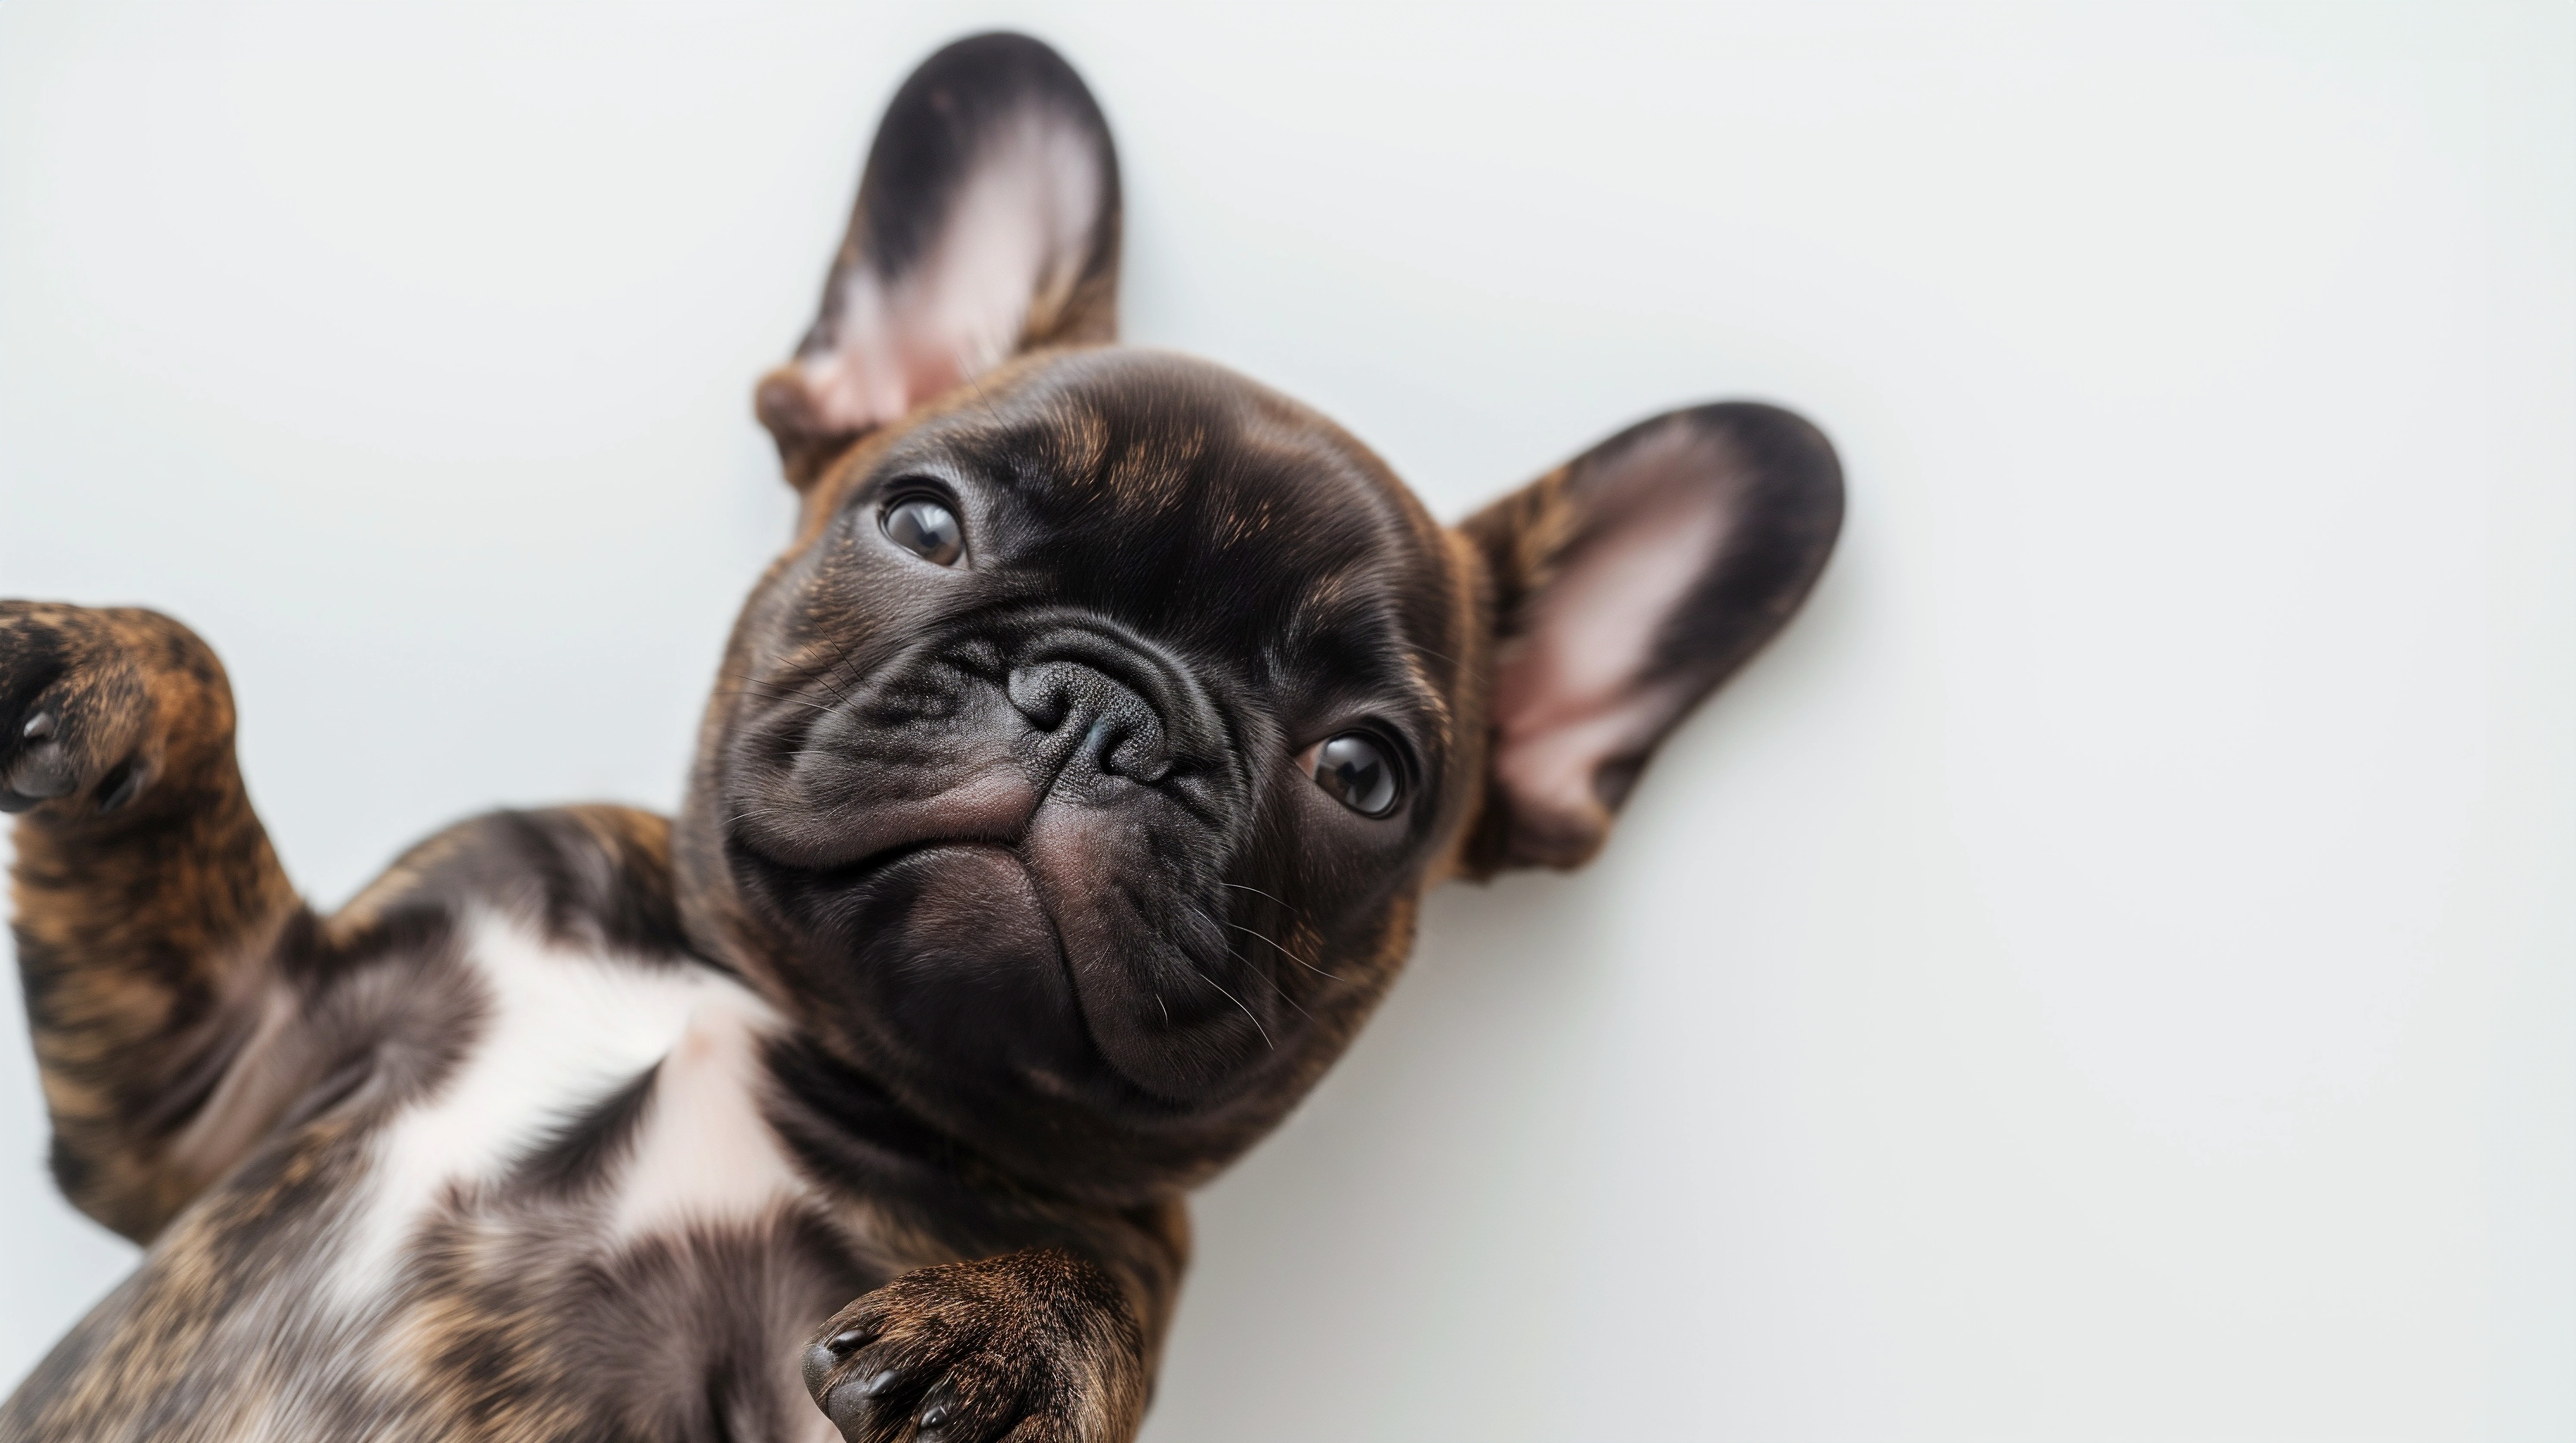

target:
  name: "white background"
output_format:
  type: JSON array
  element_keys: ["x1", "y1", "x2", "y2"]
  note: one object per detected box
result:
[{"x1": 2, "y1": 3, "x2": 2569, "y2": 1438}]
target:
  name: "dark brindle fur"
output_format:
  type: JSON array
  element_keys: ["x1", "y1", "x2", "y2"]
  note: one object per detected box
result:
[{"x1": 1, "y1": 32, "x2": 1840, "y2": 1443}]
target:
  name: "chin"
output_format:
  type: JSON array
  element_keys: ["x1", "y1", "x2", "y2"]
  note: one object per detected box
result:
[
  {"x1": 732, "y1": 826, "x2": 1280, "y2": 1127},
  {"x1": 738, "y1": 836, "x2": 1097, "y2": 1076}
]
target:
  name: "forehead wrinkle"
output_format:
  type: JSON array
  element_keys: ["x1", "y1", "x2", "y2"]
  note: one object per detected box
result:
[
  {"x1": 1285, "y1": 560, "x2": 1452, "y2": 739},
  {"x1": 1222, "y1": 423, "x2": 1456, "y2": 738},
  {"x1": 1218, "y1": 447, "x2": 1421, "y2": 586},
  {"x1": 1236, "y1": 390, "x2": 1448, "y2": 569}
]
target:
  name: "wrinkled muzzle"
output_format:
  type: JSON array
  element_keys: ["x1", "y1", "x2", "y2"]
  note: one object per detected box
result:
[{"x1": 725, "y1": 610, "x2": 1274, "y2": 1101}]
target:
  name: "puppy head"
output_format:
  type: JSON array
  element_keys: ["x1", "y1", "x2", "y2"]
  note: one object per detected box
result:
[{"x1": 674, "y1": 34, "x2": 1841, "y2": 1200}]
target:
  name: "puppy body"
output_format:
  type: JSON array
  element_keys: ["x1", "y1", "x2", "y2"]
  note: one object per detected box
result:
[
  {"x1": 1, "y1": 34, "x2": 1839, "y2": 1443},
  {"x1": 2, "y1": 800, "x2": 1182, "y2": 1442}
]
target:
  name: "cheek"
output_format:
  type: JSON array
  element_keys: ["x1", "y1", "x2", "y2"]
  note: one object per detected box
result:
[
  {"x1": 1263, "y1": 804, "x2": 1432, "y2": 936},
  {"x1": 1297, "y1": 891, "x2": 1426, "y2": 1028}
]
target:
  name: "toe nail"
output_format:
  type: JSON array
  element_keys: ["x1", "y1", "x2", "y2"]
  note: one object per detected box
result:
[
  {"x1": 857, "y1": 1369, "x2": 898, "y2": 1398},
  {"x1": 799, "y1": 1343, "x2": 839, "y2": 1397},
  {"x1": 97, "y1": 763, "x2": 145, "y2": 814},
  {"x1": 827, "y1": 1329, "x2": 865, "y2": 1355},
  {"x1": 22, "y1": 712, "x2": 53, "y2": 739},
  {"x1": 10, "y1": 742, "x2": 75, "y2": 799}
]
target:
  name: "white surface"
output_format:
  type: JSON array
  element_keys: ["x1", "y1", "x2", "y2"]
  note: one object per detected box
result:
[{"x1": 1, "y1": 3, "x2": 2567, "y2": 1439}]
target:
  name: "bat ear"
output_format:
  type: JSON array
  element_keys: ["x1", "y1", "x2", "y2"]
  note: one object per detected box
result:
[
  {"x1": 754, "y1": 32, "x2": 1121, "y2": 489},
  {"x1": 1458, "y1": 403, "x2": 1844, "y2": 874}
]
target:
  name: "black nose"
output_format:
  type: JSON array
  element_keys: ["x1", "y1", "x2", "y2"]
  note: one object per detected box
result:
[{"x1": 1007, "y1": 659, "x2": 1174, "y2": 785}]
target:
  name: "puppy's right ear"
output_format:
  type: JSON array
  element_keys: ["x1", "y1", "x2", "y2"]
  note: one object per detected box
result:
[{"x1": 756, "y1": 33, "x2": 1120, "y2": 489}]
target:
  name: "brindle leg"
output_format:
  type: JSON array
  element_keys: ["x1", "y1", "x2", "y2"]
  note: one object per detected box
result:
[
  {"x1": 1, "y1": 601, "x2": 302, "y2": 1242},
  {"x1": 802, "y1": 1249, "x2": 1154, "y2": 1443}
]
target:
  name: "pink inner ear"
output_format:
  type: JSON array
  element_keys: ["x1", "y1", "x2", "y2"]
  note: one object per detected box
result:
[
  {"x1": 782, "y1": 115, "x2": 1105, "y2": 436},
  {"x1": 1491, "y1": 448, "x2": 1733, "y2": 847}
]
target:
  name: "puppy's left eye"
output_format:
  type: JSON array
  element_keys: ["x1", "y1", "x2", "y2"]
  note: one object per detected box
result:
[
  {"x1": 883, "y1": 497, "x2": 963, "y2": 565},
  {"x1": 1310, "y1": 733, "x2": 1401, "y2": 817}
]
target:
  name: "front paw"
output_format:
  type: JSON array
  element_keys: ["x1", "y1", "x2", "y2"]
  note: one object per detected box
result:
[
  {"x1": 801, "y1": 1250, "x2": 1147, "y2": 1443},
  {"x1": 0, "y1": 603, "x2": 162, "y2": 817}
]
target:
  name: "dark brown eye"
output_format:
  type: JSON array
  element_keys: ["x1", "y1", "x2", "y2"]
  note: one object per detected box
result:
[
  {"x1": 883, "y1": 497, "x2": 962, "y2": 565},
  {"x1": 1312, "y1": 733, "x2": 1401, "y2": 817}
]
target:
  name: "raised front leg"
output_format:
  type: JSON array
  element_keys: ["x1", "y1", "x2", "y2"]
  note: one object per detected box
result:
[
  {"x1": 802, "y1": 1249, "x2": 1155, "y2": 1443},
  {"x1": 1, "y1": 601, "x2": 302, "y2": 1241}
]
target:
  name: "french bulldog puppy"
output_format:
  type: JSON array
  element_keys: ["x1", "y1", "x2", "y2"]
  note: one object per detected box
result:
[{"x1": 0, "y1": 31, "x2": 1840, "y2": 1443}]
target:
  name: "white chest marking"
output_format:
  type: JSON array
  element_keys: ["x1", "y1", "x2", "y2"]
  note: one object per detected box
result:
[
  {"x1": 607, "y1": 979, "x2": 809, "y2": 1242},
  {"x1": 329, "y1": 912, "x2": 806, "y2": 1303}
]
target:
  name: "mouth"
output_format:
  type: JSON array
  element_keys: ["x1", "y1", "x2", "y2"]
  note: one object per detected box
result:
[
  {"x1": 730, "y1": 800, "x2": 1282, "y2": 1108},
  {"x1": 778, "y1": 835, "x2": 1014, "y2": 891},
  {"x1": 720, "y1": 616, "x2": 1279, "y2": 1105},
  {"x1": 734, "y1": 828, "x2": 1058, "y2": 960}
]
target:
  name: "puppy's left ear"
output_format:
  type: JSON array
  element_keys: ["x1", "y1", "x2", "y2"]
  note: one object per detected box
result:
[
  {"x1": 1459, "y1": 403, "x2": 1843, "y2": 874},
  {"x1": 756, "y1": 33, "x2": 1120, "y2": 488}
]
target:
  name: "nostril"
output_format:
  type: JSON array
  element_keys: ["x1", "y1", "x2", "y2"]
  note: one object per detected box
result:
[
  {"x1": 1006, "y1": 667, "x2": 1071, "y2": 731},
  {"x1": 1106, "y1": 732, "x2": 1172, "y2": 784},
  {"x1": 1074, "y1": 704, "x2": 1173, "y2": 779},
  {"x1": 1081, "y1": 715, "x2": 1122, "y2": 762},
  {"x1": 1007, "y1": 657, "x2": 1176, "y2": 783}
]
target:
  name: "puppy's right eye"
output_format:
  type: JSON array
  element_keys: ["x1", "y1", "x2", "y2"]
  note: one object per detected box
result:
[
  {"x1": 1310, "y1": 733, "x2": 1401, "y2": 817},
  {"x1": 882, "y1": 497, "x2": 963, "y2": 566}
]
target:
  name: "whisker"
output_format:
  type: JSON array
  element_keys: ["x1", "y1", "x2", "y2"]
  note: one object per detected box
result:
[
  {"x1": 1223, "y1": 919, "x2": 1347, "y2": 985},
  {"x1": 726, "y1": 803, "x2": 804, "y2": 827},
  {"x1": 1184, "y1": 959, "x2": 1272, "y2": 1051},
  {"x1": 958, "y1": 348, "x2": 1008, "y2": 429},
  {"x1": 1220, "y1": 880, "x2": 1302, "y2": 916},
  {"x1": 1228, "y1": 945, "x2": 1317, "y2": 1026},
  {"x1": 719, "y1": 661, "x2": 865, "y2": 723},
  {"x1": 772, "y1": 652, "x2": 866, "y2": 713},
  {"x1": 728, "y1": 687, "x2": 839, "y2": 717}
]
